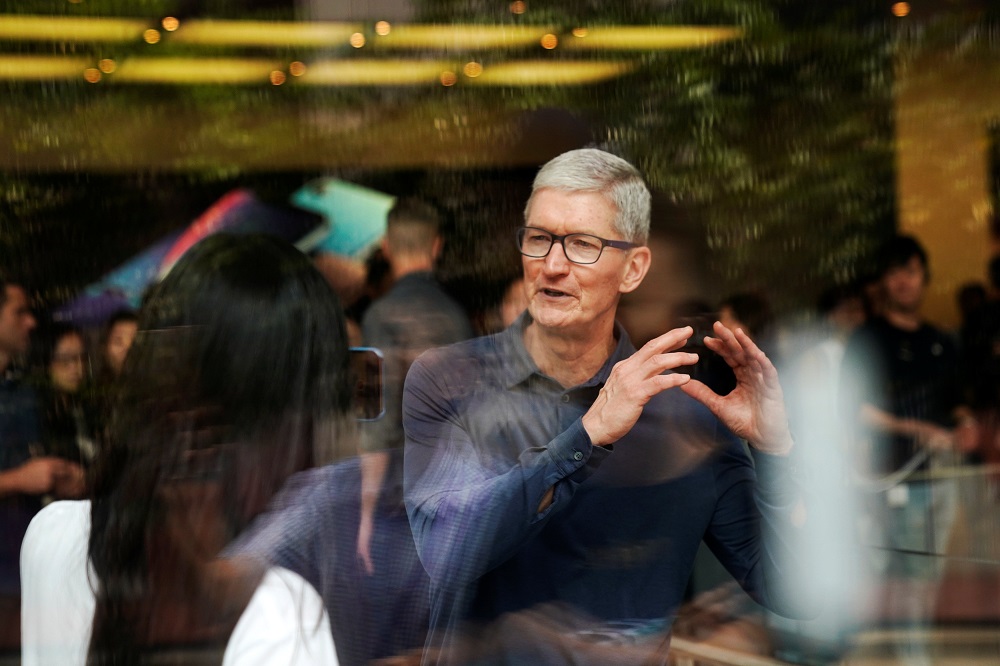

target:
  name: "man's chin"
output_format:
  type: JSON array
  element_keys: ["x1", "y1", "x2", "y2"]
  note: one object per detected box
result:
[{"x1": 528, "y1": 312, "x2": 574, "y2": 333}]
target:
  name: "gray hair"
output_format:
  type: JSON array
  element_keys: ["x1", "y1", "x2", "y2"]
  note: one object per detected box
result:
[{"x1": 525, "y1": 148, "x2": 651, "y2": 245}]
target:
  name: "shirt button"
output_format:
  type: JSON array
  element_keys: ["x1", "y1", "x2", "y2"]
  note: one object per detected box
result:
[
  {"x1": 561, "y1": 394, "x2": 570, "y2": 403},
  {"x1": 573, "y1": 451, "x2": 584, "y2": 461}
]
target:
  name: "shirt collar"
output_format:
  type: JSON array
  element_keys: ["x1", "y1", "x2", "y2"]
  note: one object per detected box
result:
[{"x1": 497, "y1": 311, "x2": 636, "y2": 390}]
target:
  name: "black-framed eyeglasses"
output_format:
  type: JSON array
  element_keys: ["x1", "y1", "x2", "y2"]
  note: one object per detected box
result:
[{"x1": 515, "y1": 226, "x2": 639, "y2": 265}]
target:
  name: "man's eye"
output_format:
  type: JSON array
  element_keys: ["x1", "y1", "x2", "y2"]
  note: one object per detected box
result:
[
  {"x1": 570, "y1": 237, "x2": 600, "y2": 252},
  {"x1": 528, "y1": 233, "x2": 551, "y2": 243}
]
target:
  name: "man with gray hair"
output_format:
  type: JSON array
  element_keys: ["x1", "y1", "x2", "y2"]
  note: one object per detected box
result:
[{"x1": 403, "y1": 148, "x2": 809, "y2": 663}]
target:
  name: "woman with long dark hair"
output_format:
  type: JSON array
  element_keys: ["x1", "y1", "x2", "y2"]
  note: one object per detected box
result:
[
  {"x1": 21, "y1": 234, "x2": 349, "y2": 664},
  {"x1": 30, "y1": 322, "x2": 95, "y2": 498}
]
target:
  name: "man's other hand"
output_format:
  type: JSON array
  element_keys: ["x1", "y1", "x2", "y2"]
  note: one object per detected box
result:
[{"x1": 681, "y1": 322, "x2": 794, "y2": 455}]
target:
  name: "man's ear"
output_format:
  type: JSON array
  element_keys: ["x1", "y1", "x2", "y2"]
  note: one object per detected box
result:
[
  {"x1": 619, "y1": 246, "x2": 651, "y2": 295},
  {"x1": 380, "y1": 236, "x2": 392, "y2": 261},
  {"x1": 431, "y1": 236, "x2": 444, "y2": 262}
]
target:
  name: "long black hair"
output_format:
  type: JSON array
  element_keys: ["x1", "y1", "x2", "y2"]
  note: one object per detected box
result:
[{"x1": 86, "y1": 234, "x2": 350, "y2": 664}]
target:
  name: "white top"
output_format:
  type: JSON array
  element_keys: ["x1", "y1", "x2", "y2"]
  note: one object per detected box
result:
[{"x1": 20, "y1": 500, "x2": 338, "y2": 665}]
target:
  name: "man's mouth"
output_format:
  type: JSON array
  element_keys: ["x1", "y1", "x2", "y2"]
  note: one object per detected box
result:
[{"x1": 542, "y1": 288, "x2": 569, "y2": 298}]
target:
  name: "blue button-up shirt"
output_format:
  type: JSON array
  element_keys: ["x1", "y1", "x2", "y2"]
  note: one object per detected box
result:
[{"x1": 403, "y1": 314, "x2": 805, "y2": 644}]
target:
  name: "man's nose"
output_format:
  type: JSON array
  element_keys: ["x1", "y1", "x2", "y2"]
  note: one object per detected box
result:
[{"x1": 542, "y1": 240, "x2": 572, "y2": 273}]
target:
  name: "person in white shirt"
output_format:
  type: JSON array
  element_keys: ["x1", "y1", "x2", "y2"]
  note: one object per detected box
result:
[{"x1": 21, "y1": 234, "x2": 349, "y2": 665}]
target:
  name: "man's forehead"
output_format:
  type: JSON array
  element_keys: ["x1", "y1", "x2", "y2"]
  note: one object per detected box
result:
[{"x1": 527, "y1": 189, "x2": 616, "y2": 230}]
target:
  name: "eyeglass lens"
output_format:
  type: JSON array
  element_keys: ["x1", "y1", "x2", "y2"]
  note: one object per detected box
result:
[{"x1": 518, "y1": 228, "x2": 604, "y2": 264}]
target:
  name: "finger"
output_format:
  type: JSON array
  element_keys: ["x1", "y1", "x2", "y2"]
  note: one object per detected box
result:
[
  {"x1": 731, "y1": 327, "x2": 766, "y2": 370},
  {"x1": 634, "y1": 326, "x2": 694, "y2": 362},
  {"x1": 701, "y1": 335, "x2": 739, "y2": 369},
  {"x1": 647, "y1": 372, "x2": 691, "y2": 394},
  {"x1": 648, "y1": 351, "x2": 700, "y2": 374},
  {"x1": 712, "y1": 321, "x2": 753, "y2": 362},
  {"x1": 706, "y1": 324, "x2": 768, "y2": 378},
  {"x1": 732, "y1": 327, "x2": 782, "y2": 388},
  {"x1": 679, "y1": 378, "x2": 722, "y2": 414}
]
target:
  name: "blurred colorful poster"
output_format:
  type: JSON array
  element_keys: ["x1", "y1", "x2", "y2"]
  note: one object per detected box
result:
[
  {"x1": 291, "y1": 178, "x2": 395, "y2": 259},
  {"x1": 56, "y1": 188, "x2": 326, "y2": 326},
  {"x1": 158, "y1": 188, "x2": 328, "y2": 278}
]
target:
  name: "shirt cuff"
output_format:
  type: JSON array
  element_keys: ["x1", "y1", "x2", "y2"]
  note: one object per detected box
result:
[
  {"x1": 546, "y1": 418, "x2": 612, "y2": 484},
  {"x1": 750, "y1": 448, "x2": 798, "y2": 505}
]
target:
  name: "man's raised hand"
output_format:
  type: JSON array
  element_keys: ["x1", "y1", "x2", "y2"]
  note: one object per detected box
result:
[{"x1": 581, "y1": 326, "x2": 699, "y2": 447}]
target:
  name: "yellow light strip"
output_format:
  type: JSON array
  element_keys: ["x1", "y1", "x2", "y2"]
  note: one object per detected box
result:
[
  {"x1": 372, "y1": 24, "x2": 555, "y2": 49},
  {"x1": 0, "y1": 15, "x2": 740, "y2": 51},
  {"x1": 563, "y1": 26, "x2": 743, "y2": 50},
  {"x1": 0, "y1": 55, "x2": 638, "y2": 86},
  {"x1": 298, "y1": 59, "x2": 452, "y2": 85},
  {"x1": 0, "y1": 54, "x2": 89, "y2": 79},
  {"x1": 112, "y1": 57, "x2": 282, "y2": 84},
  {"x1": 170, "y1": 19, "x2": 362, "y2": 47},
  {"x1": 464, "y1": 60, "x2": 636, "y2": 86},
  {"x1": 0, "y1": 15, "x2": 147, "y2": 42}
]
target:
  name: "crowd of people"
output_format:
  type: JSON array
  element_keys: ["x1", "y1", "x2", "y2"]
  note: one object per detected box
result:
[{"x1": 2, "y1": 148, "x2": 999, "y2": 665}]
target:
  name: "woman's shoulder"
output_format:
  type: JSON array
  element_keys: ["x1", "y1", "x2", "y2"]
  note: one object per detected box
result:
[
  {"x1": 21, "y1": 501, "x2": 95, "y2": 666},
  {"x1": 24, "y1": 500, "x2": 91, "y2": 551},
  {"x1": 224, "y1": 566, "x2": 338, "y2": 665}
]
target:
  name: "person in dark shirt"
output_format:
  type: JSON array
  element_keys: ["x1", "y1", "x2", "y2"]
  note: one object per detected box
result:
[
  {"x1": 840, "y1": 234, "x2": 976, "y2": 666},
  {"x1": 354, "y1": 197, "x2": 473, "y2": 661},
  {"x1": 403, "y1": 149, "x2": 809, "y2": 664},
  {"x1": 0, "y1": 276, "x2": 79, "y2": 595}
]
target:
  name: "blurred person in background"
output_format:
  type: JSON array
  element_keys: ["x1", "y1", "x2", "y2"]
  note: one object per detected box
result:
[
  {"x1": 403, "y1": 149, "x2": 811, "y2": 664},
  {"x1": 31, "y1": 323, "x2": 97, "y2": 495},
  {"x1": 223, "y1": 202, "x2": 473, "y2": 666},
  {"x1": 353, "y1": 197, "x2": 473, "y2": 660},
  {"x1": 840, "y1": 234, "x2": 976, "y2": 666},
  {"x1": 0, "y1": 276, "x2": 78, "y2": 606},
  {"x1": 958, "y1": 255, "x2": 1000, "y2": 491},
  {"x1": 20, "y1": 234, "x2": 349, "y2": 665},
  {"x1": 91, "y1": 309, "x2": 139, "y2": 446},
  {"x1": 99, "y1": 309, "x2": 138, "y2": 381}
]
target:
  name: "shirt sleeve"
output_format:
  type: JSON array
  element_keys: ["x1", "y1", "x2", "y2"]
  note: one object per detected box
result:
[
  {"x1": 223, "y1": 567, "x2": 338, "y2": 666},
  {"x1": 402, "y1": 351, "x2": 610, "y2": 591},
  {"x1": 21, "y1": 500, "x2": 95, "y2": 666},
  {"x1": 223, "y1": 469, "x2": 324, "y2": 589},
  {"x1": 704, "y1": 444, "x2": 815, "y2": 619}
]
